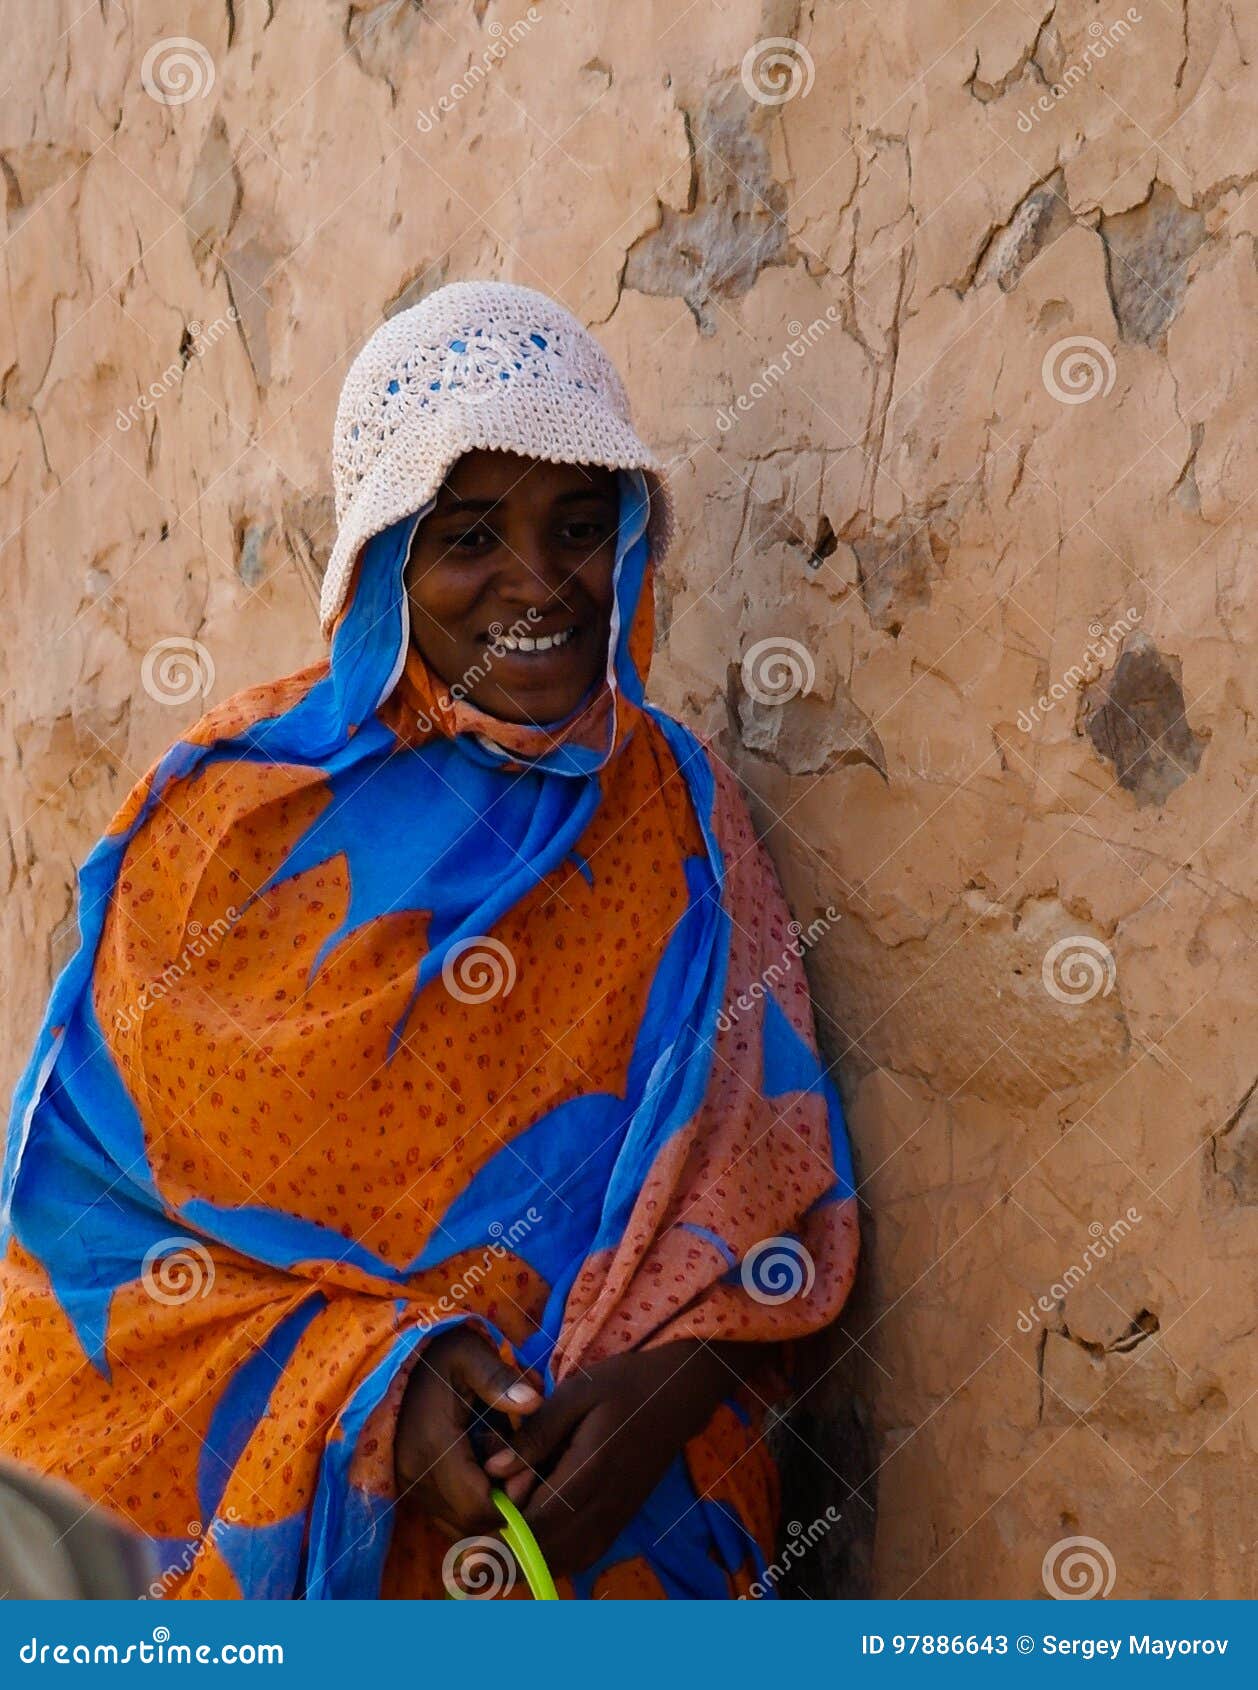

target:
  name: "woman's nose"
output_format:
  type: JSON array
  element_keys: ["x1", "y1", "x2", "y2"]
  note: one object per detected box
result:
[{"x1": 496, "y1": 531, "x2": 573, "y2": 606}]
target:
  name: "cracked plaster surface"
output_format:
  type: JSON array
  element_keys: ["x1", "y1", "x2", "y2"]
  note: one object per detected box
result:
[{"x1": 0, "y1": 0, "x2": 1254, "y2": 1599}]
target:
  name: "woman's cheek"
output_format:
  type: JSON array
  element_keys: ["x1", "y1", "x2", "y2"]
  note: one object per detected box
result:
[
  {"x1": 409, "y1": 563, "x2": 485, "y2": 624},
  {"x1": 579, "y1": 549, "x2": 617, "y2": 612}
]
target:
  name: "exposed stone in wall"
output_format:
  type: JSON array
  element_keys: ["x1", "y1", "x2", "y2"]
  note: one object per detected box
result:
[
  {"x1": 1100, "y1": 185, "x2": 1206, "y2": 346},
  {"x1": 0, "y1": 0, "x2": 1253, "y2": 1601},
  {"x1": 624, "y1": 84, "x2": 790, "y2": 333},
  {"x1": 971, "y1": 171, "x2": 1072, "y2": 293},
  {"x1": 1081, "y1": 633, "x2": 1208, "y2": 806}
]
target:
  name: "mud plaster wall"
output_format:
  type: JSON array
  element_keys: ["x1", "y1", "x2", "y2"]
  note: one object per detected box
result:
[{"x1": 1, "y1": 0, "x2": 1254, "y2": 1600}]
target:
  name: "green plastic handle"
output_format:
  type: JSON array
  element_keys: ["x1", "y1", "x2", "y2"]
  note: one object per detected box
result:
[
  {"x1": 490, "y1": 1487, "x2": 559, "y2": 1600},
  {"x1": 445, "y1": 1487, "x2": 559, "y2": 1601}
]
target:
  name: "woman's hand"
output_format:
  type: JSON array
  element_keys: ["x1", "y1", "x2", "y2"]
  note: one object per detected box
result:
[
  {"x1": 484, "y1": 1339, "x2": 738, "y2": 1578},
  {"x1": 394, "y1": 1326, "x2": 541, "y2": 1540}
]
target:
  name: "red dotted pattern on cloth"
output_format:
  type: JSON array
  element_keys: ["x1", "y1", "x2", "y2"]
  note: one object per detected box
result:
[
  {"x1": 552, "y1": 755, "x2": 859, "y2": 1374},
  {"x1": 94, "y1": 722, "x2": 694, "y2": 1271},
  {"x1": 0, "y1": 648, "x2": 859, "y2": 1599}
]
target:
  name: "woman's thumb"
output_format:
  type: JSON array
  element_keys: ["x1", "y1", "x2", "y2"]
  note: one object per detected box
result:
[{"x1": 454, "y1": 1337, "x2": 541, "y2": 1413}]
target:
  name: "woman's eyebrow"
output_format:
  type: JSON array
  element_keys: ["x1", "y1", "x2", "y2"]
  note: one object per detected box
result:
[
  {"x1": 432, "y1": 494, "x2": 497, "y2": 515},
  {"x1": 554, "y1": 486, "x2": 617, "y2": 505}
]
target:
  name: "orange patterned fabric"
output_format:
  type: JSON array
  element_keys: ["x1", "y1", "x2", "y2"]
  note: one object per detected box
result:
[{"x1": 0, "y1": 471, "x2": 857, "y2": 1598}]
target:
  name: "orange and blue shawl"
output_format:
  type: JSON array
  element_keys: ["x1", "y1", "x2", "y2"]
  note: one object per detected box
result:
[{"x1": 0, "y1": 471, "x2": 858, "y2": 1598}]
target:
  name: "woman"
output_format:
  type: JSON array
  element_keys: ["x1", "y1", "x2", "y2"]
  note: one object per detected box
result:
[{"x1": 0, "y1": 281, "x2": 858, "y2": 1599}]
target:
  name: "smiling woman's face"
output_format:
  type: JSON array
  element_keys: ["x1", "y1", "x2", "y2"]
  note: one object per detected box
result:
[{"x1": 404, "y1": 449, "x2": 620, "y2": 726}]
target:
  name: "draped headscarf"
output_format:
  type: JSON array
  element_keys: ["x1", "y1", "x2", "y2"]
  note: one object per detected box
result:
[{"x1": 0, "y1": 293, "x2": 858, "y2": 1601}]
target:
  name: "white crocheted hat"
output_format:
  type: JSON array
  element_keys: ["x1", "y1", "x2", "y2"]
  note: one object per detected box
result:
[{"x1": 322, "y1": 279, "x2": 674, "y2": 635}]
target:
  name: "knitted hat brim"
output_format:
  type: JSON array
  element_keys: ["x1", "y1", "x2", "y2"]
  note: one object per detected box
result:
[{"x1": 321, "y1": 396, "x2": 674, "y2": 638}]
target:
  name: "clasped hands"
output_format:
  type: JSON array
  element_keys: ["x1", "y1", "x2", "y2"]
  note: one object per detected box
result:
[{"x1": 394, "y1": 1326, "x2": 735, "y2": 1579}]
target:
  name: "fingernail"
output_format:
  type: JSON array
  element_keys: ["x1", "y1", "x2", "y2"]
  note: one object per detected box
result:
[
  {"x1": 506, "y1": 1382, "x2": 538, "y2": 1404},
  {"x1": 486, "y1": 1450, "x2": 514, "y2": 1473}
]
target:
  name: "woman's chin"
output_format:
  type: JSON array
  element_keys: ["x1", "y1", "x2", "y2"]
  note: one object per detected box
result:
[
  {"x1": 476, "y1": 685, "x2": 592, "y2": 726},
  {"x1": 472, "y1": 668, "x2": 603, "y2": 727}
]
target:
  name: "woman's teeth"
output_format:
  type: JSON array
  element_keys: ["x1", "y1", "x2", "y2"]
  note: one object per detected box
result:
[{"x1": 491, "y1": 626, "x2": 578, "y2": 655}]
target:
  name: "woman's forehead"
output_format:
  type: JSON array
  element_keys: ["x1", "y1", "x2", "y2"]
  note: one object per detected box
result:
[{"x1": 437, "y1": 450, "x2": 617, "y2": 505}]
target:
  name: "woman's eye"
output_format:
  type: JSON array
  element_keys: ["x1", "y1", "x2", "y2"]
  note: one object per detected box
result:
[
  {"x1": 559, "y1": 517, "x2": 613, "y2": 546},
  {"x1": 441, "y1": 526, "x2": 495, "y2": 556}
]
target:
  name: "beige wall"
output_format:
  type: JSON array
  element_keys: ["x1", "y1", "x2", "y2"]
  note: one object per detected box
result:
[{"x1": 1, "y1": 0, "x2": 1253, "y2": 1598}]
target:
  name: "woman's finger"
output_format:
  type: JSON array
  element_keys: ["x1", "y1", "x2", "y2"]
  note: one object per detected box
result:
[
  {"x1": 522, "y1": 1410, "x2": 621, "y2": 1573},
  {"x1": 428, "y1": 1429, "x2": 501, "y2": 1533},
  {"x1": 501, "y1": 1468, "x2": 537, "y2": 1507},
  {"x1": 450, "y1": 1334, "x2": 542, "y2": 1415},
  {"x1": 483, "y1": 1376, "x2": 591, "y2": 1478}
]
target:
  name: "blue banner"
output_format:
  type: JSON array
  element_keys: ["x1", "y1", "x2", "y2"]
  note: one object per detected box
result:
[{"x1": 0, "y1": 1601, "x2": 1252, "y2": 1685}]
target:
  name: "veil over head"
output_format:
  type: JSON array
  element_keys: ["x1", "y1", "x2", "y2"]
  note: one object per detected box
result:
[{"x1": 0, "y1": 282, "x2": 858, "y2": 1599}]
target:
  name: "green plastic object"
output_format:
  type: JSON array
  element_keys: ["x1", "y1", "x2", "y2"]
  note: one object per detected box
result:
[{"x1": 445, "y1": 1488, "x2": 559, "y2": 1601}]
